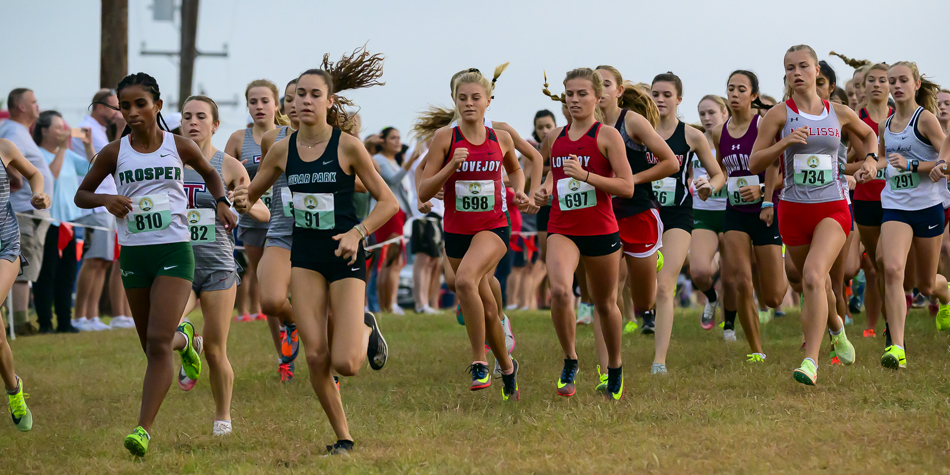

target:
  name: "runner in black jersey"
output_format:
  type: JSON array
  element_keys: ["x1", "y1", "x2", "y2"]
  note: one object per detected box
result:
[
  {"x1": 648, "y1": 73, "x2": 725, "y2": 374},
  {"x1": 233, "y1": 49, "x2": 395, "y2": 455}
]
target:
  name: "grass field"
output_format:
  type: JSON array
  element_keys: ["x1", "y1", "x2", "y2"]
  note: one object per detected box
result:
[{"x1": 3, "y1": 306, "x2": 950, "y2": 474}]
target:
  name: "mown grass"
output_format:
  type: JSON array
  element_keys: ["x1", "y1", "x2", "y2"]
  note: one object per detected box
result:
[{"x1": 3, "y1": 306, "x2": 950, "y2": 474}]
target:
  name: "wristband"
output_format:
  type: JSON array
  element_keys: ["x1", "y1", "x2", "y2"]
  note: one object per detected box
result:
[
  {"x1": 585, "y1": 170, "x2": 590, "y2": 183},
  {"x1": 761, "y1": 201, "x2": 774, "y2": 209},
  {"x1": 905, "y1": 161, "x2": 912, "y2": 172},
  {"x1": 353, "y1": 224, "x2": 368, "y2": 239}
]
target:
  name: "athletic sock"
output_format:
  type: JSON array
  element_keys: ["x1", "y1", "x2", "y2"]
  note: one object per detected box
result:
[
  {"x1": 830, "y1": 326, "x2": 843, "y2": 336},
  {"x1": 702, "y1": 287, "x2": 718, "y2": 304},
  {"x1": 723, "y1": 309, "x2": 737, "y2": 330},
  {"x1": 473, "y1": 360, "x2": 488, "y2": 366},
  {"x1": 501, "y1": 364, "x2": 514, "y2": 376},
  {"x1": 804, "y1": 357, "x2": 817, "y2": 367},
  {"x1": 6, "y1": 376, "x2": 20, "y2": 395}
]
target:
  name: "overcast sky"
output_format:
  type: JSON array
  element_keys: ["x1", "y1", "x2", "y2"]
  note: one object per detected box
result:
[{"x1": 3, "y1": 0, "x2": 948, "y2": 149}]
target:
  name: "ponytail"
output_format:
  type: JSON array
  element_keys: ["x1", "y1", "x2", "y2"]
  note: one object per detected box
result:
[
  {"x1": 412, "y1": 106, "x2": 457, "y2": 144},
  {"x1": 298, "y1": 44, "x2": 385, "y2": 131},
  {"x1": 829, "y1": 51, "x2": 871, "y2": 69}
]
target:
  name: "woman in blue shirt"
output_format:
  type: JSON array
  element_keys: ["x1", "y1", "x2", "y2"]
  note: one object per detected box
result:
[{"x1": 32, "y1": 110, "x2": 92, "y2": 333}]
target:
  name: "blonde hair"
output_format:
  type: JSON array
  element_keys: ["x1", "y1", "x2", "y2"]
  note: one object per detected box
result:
[
  {"x1": 411, "y1": 106, "x2": 457, "y2": 144},
  {"x1": 451, "y1": 63, "x2": 509, "y2": 100},
  {"x1": 541, "y1": 68, "x2": 609, "y2": 123},
  {"x1": 297, "y1": 44, "x2": 385, "y2": 132},
  {"x1": 595, "y1": 65, "x2": 659, "y2": 129},
  {"x1": 829, "y1": 51, "x2": 871, "y2": 69},
  {"x1": 245, "y1": 79, "x2": 290, "y2": 126},
  {"x1": 699, "y1": 94, "x2": 730, "y2": 117},
  {"x1": 787, "y1": 44, "x2": 819, "y2": 64},
  {"x1": 890, "y1": 61, "x2": 941, "y2": 114}
]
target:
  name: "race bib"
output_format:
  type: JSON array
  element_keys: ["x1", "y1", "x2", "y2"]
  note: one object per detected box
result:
[
  {"x1": 261, "y1": 187, "x2": 274, "y2": 209},
  {"x1": 455, "y1": 180, "x2": 495, "y2": 212},
  {"x1": 186, "y1": 209, "x2": 215, "y2": 245},
  {"x1": 793, "y1": 154, "x2": 834, "y2": 187},
  {"x1": 888, "y1": 167, "x2": 919, "y2": 191},
  {"x1": 874, "y1": 167, "x2": 886, "y2": 181},
  {"x1": 293, "y1": 192, "x2": 335, "y2": 230},
  {"x1": 280, "y1": 187, "x2": 293, "y2": 217},
  {"x1": 557, "y1": 177, "x2": 596, "y2": 211},
  {"x1": 128, "y1": 194, "x2": 172, "y2": 234},
  {"x1": 727, "y1": 175, "x2": 761, "y2": 206},
  {"x1": 652, "y1": 177, "x2": 677, "y2": 206}
]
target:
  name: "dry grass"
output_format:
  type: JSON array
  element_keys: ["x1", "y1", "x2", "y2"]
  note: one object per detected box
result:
[{"x1": 3, "y1": 306, "x2": 950, "y2": 474}]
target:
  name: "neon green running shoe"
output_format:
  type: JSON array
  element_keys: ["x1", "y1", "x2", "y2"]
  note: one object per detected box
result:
[
  {"x1": 124, "y1": 426, "x2": 150, "y2": 457},
  {"x1": 719, "y1": 321, "x2": 725, "y2": 329},
  {"x1": 881, "y1": 345, "x2": 906, "y2": 369},
  {"x1": 7, "y1": 376, "x2": 32, "y2": 432},
  {"x1": 936, "y1": 287, "x2": 950, "y2": 331},
  {"x1": 656, "y1": 250, "x2": 664, "y2": 273},
  {"x1": 606, "y1": 367, "x2": 623, "y2": 400},
  {"x1": 178, "y1": 321, "x2": 202, "y2": 381},
  {"x1": 746, "y1": 353, "x2": 766, "y2": 363},
  {"x1": 793, "y1": 358, "x2": 818, "y2": 386},
  {"x1": 595, "y1": 365, "x2": 608, "y2": 393},
  {"x1": 623, "y1": 320, "x2": 638, "y2": 334},
  {"x1": 831, "y1": 329, "x2": 855, "y2": 365},
  {"x1": 758, "y1": 309, "x2": 771, "y2": 324}
]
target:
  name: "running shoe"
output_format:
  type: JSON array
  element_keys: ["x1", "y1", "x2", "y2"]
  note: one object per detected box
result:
[
  {"x1": 595, "y1": 365, "x2": 608, "y2": 393},
  {"x1": 469, "y1": 362, "x2": 491, "y2": 391},
  {"x1": 124, "y1": 426, "x2": 150, "y2": 457},
  {"x1": 793, "y1": 358, "x2": 818, "y2": 386},
  {"x1": 881, "y1": 345, "x2": 906, "y2": 369},
  {"x1": 774, "y1": 309, "x2": 786, "y2": 318},
  {"x1": 456, "y1": 304, "x2": 464, "y2": 326},
  {"x1": 844, "y1": 315, "x2": 854, "y2": 325},
  {"x1": 606, "y1": 367, "x2": 623, "y2": 400},
  {"x1": 936, "y1": 287, "x2": 950, "y2": 331},
  {"x1": 502, "y1": 315, "x2": 515, "y2": 353},
  {"x1": 576, "y1": 303, "x2": 593, "y2": 325},
  {"x1": 863, "y1": 328, "x2": 876, "y2": 338},
  {"x1": 831, "y1": 329, "x2": 855, "y2": 365},
  {"x1": 929, "y1": 298, "x2": 940, "y2": 317},
  {"x1": 7, "y1": 376, "x2": 31, "y2": 432},
  {"x1": 557, "y1": 359, "x2": 578, "y2": 397},
  {"x1": 884, "y1": 324, "x2": 892, "y2": 348},
  {"x1": 334, "y1": 376, "x2": 340, "y2": 390},
  {"x1": 501, "y1": 358, "x2": 520, "y2": 401},
  {"x1": 256, "y1": 313, "x2": 268, "y2": 321},
  {"x1": 651, "y1": 363, "x2": 667, "y2": 374},
  {"x1": 235, "y1": 313, "x2": 250, "y2": 323},
  {"x1": 758, "y1": 309, "x2": 772, "y2": 325},
  {"x1": 623, "y1": 320, "x2": 639, "y2": 334},
  {"x1": 365, "y1": 312, "x2": 388, "y2": 370},
  {"x1": 177, "y1": 321, "x2": 202, "y2": 381},
  {"x1": 656, "y1": 250, "x2": 664, "y2": 272},
  {"x1": 88, "y1": 316, "x2": 112, "y2": 331},
  {"x1": 912, "y1": 291, "x2": 926, "y2": 308},
  {"x1": 279, "y1": 362, "x2": 294, "y2": 383},
  {"x1": 178, "y1": 367, "x2": 196, "y2": 391},
  {"x1": 701, "y1": 300, "x2": 717, "y2": 330},
  {"x1": 391, "y1": 305, "x2": 405, "y2": 316},
  {"x1": 213, "y1": 420, "x2": 232, "y2": 436},
  {"x1": 830, "y1": 348, "x2": 841, "y2": 365},
  {"x1": 905, "y1": 293, "x2": 913, "y2": 313},
  {"x1": 281, "y1": 324, "x2": 300, "y2": 363},
  {"x1": 746, "y1": 353, "x2": 766, "y2": 363},
  {"x1": 640, "y1": 313, "x2": 655, "y2": 335},
  {"x1": 723, "y1": 329, "x2": 737, "y2": 342},
  {"x1": 326, "y1": 440, "x2": 354, "y2": 455}
]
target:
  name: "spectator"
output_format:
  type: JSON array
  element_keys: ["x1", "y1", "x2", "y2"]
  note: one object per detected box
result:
[
  {"x1": 408, "y1": 140, "x2": 443, "y2": 314},
  {"x1": 71, "y1": 89, "x2": 132, "y2": 330},
  {"x1": 33, "y1": 111, "x2": 90, "y2": 333},
  {"x1": 0, "y1": 88, "x2": 54, "y2": 336}
]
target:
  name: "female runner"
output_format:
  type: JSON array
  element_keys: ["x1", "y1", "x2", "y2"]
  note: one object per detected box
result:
[
  {"x1": 873, "y1": 61, "x2": 950, "y2": 369},
  {"x1": 750, "y1": 45, "x2": 875, "y2": 385},
  {"x1": 595, "y1": 65, "x2": 678, "y2": 339},
  {"x1": 693, "y1": 95, "x2": 731, "y2": 330},
  {"x1": 75, "y1": 73, "x2": 236, "y2": 456},
  {"x1": 225, "y1": 79, "x2": 286, "y2": 322},
  {"x1": 258, "y1": 78, "x2": 301, "y2": 382},
  {"x1": 0, "y1": 138, "x2": 50, "y2": 432},
  {"x1": 937, "y1": 90, "x2": 950, "y2": 134},
  {"x1": 177, "y1": 95, "x2": 269, "y2": 435},
  {"x1": 710, "y1": 70, "x2": 786, "y2": 357},
  {"x1": 418, "y1": 66, "x2": 528, "y2": 400},
  {"x1": 233, "y1": 48, "x2": 394, "y2": 454},
  {"x1": 534, "y1": 68, "x2": 634, "y2": 400},
  {"x1": 649, "y1": 73, "x2": 725, "y2": 373}
]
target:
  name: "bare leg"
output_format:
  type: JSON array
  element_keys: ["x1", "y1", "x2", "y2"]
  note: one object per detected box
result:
[
  {"x1": 654, "y1": 228, "x2": 691, "y2": 366},
  {"x1": 0, "y1": 259, "x2": 23, "y2": 389},
  {"x1": 198, "y1": 286, "x2": 237, "y2": 421}
]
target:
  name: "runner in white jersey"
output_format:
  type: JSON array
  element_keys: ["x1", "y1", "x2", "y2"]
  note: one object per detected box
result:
[
  {"x1": 871, "y1": 62, "x2": 950, "y2": 370},
  {"x1": 75, "y1": 73, "x2": 237, "y2": 457},
  {"x1": 692, "y1": 95, "x2": 731, "y2": 330},
  {"x1": 0, "y1": 138, "x2": 51, "y2": 433}
]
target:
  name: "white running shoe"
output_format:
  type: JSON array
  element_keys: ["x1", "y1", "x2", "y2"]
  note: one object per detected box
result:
[
  {"x1": 701, "y1": 300, "x2": 717, "y2": 330},
  {"x1": 89, "y1": 317, "x2": 112, "y2": 331},
  {"x1": 213, "y1": 420, "x2": 232, "y2": 436},
  {"x1": 502, "y1": 315, "x2": 515, "y2": 353},
  {"x1": 505, "y1": 303, "x2": 519, "y2": 311},
  {"x1": 76, "y1": 318, "x2": 94, "y2": 332},
  {"x1": 576, "y1": 303, "x2": 593, "y2": 325},
  {"x1": 390, "y1": 305, "x2": 405, "y2": 316},
  {"x1": 117, "y1": 316, "x2": 137, "y2": 328},
  {"x1": 418, "y1": 305, "x2": 440, "y2": 315},
  {"x1": 723, "y1": 329, "x2": 737, "y2": 342}
]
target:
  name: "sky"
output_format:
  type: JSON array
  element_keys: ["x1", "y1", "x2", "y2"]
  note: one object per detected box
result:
[{"x1": 2, "y1": 0, "x2": 949, "y2": 149}]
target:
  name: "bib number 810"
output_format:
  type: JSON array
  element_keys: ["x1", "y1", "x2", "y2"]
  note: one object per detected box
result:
[{"x1": 134, "y1": 213, "x2": 163, "y2": 232}]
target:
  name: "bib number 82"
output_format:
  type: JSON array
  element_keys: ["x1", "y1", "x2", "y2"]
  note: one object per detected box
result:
[{"x1": 190, "y1": 226, "x2": 208, "y2": 241}]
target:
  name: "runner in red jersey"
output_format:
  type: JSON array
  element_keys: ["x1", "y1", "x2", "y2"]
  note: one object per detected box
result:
[
  {"x1": 534, "y1": 68, "x2": 633, "y2": 400},
  {"x1": 419, "y1": 68, "x2": 526, "y2": 402},
  {"x1": 853, "y1": 62, "x2": 894, "y2": 337}
]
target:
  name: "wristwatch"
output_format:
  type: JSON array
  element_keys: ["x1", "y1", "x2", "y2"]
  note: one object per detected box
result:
[{"x1": 215, "y1": 196, "x2": 233, "y2": 208}]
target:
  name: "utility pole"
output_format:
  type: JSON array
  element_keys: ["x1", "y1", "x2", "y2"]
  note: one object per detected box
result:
[
  {"x1": 100, "y1": 0, "x2": 128, "y2": 89},
  {"x1": 141, "y1": 0, "x2": 228, "y2": 107}
]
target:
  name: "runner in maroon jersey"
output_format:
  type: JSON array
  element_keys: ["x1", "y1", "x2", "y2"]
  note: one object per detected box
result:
[
  {"x1": 535, "y1": 68, "x2": 633, "y2": 400},
  {"x1": 418, "y1": 68, "x2": 527, "y2": 402}
]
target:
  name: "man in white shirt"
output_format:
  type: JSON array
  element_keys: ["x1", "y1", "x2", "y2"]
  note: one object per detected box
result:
[
  {"x1": 69, "y1": 89, "x2": 134, "y2": 330},
  {"x1": 0, "y1": 88, "x2": 54, "y2": 336}
]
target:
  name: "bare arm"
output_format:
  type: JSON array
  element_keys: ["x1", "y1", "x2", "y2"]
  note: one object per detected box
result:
[
  {"x1": 628, "y1": 113, "x2": 678, "y2": 184},
  {"x1": 418, "y1": 128, "x2": 455, "y2": 202},
  {"x1": 75, "y1": 141, "x2": 124, "y2": 212},
  {"x1": 222, "y1": 153, "x2": 269, "y2": 222},
  {"x1": 686, "y1": 125, "x2": 725, "y2": 196},
  {"x1": 493, "y1": 121, "x2": 542, "y2": 196},
  {"x1": 497, "y1": 131, "x2": 526, "y2": 205},
  {"x1": 224, "y1": 129, "x2": 244, "y2": 161},
  {"x1": 176, "y1": 136, "x2": 236, "y2": 230},
  {"x1": 749, "y1": 107, "x2": 790, "y2": 174},
  {"x1": 571, "y1": 125, "x2": 633, "y2": 198},
  {"x1": 247, "y1": 139, "x2": 288, "y2": 205},
  {"x1": 0, "y1": 139, "x2": 49, "y2": 210}
]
